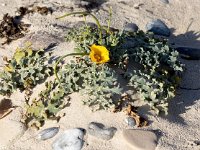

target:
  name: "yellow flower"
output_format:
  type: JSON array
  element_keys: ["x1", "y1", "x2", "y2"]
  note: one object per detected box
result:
[{"x1": 89, "y1": 44, "x2": 110, "y2": 64}]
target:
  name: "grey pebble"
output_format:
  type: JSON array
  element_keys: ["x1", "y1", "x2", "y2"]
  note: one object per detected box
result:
[
  {"x1": 88, "y1": 122, "x2": 117, "y2": 140},
  {"x1": 160, "y1": 0, "x2": 169, "y2": 4},
  {"x1": 80, "y1": 1, "x2": 90, "y2": 6},
  {"x1": 37, "y1": 127, "x2": 59, "y2": 141},
  {"x1": 146, "y1": 19, "x2": 170, "y2": 37},
  {"x1": 122, "y1": 129, "x2": 158, "y2": 150},
  {"x1": 176, "y1": 47, "x2": 200, "y2": 60},
  {"x1": 124, "y1": 23, "x2": 139, "y2": 32},
  {"x1": 52, "y1": 128, "x2": 85, "y2": 150},
  {"x1": 125, "y1": 117, "x2": 136, "y2": 127},
  {"x1": 74, "y1": 0, "x2": 100, "y2": 7}
]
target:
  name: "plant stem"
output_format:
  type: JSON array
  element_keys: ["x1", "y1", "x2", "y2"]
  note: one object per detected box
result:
[
  {"x1": 54, "y1": 53, "x2": 88, "y2": 84},
  {"x1": 56, "y1": 12, "x2": 103, "y2": 44}
]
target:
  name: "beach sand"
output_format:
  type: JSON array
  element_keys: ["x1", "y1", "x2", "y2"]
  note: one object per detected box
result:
[{"x1": 0, "y1": 0, "x2": 200, "y2": 150}]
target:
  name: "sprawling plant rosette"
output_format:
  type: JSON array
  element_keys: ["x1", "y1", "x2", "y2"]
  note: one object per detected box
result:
[
  {"x1": 54, "y1": 11, "x2": 183, "y2": 114},
  {"x1": 0, "y1": 9, "x2": 184, "y2": 129}
]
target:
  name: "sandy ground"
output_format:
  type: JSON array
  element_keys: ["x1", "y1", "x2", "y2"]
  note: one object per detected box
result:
[{"x1": 0, "y1": 0, "x2": 200, "y2": 150}]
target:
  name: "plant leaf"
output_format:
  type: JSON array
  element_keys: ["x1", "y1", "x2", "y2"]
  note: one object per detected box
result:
[{"x1": 14, "y1": 50, "x2": 25, "y2": 64}]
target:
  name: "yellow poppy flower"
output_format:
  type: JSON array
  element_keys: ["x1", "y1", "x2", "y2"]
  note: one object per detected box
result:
[{"x1": 89, "y1": 44, "x2": 110, "y2": 64}]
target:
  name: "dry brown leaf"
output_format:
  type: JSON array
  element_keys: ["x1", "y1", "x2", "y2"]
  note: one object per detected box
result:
[
  {"x1": 124, "y1": 104, "x2": 148, "y2": 127},
  {"x1": 112, "y1": 93, "x2": 148, "y2": 127},
  {"x1": 0, "y1": 99, "x2": 15, "y2": 119}
]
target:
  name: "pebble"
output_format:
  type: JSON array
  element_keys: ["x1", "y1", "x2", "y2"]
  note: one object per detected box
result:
[
  {"x1": 124, "y1": 23, "x2": 139, "y2": 32},
  {"x1": 88, "y1": 122, "x2": 117, "y2": 140},
  {"x1": 37, "y1": 127, "x2": 59, "y2": 140},
  {"x1": 80, "y1": 1, "x2": 90, "y2": 7},
  {"x1": 52, "y1": 128, "x2": 85, "y2": 150},
  {"x1": 134, "y1": 3, "x2": 143, "y2": 9},
  {"x1": 160, "y1": 0, "x2": 169, "y2": 4},
  {"x1": 73, "y1": 0, "x2": 100, "y2": 8},
  {"x1": 125, "y1": 117, "x2": 136, "y2": 127},
  {"x1": 146, "y1": 19, "x2": 170, "y2": 37},
  {"x1": 176, "y1": 47, "x2": 200, "y2": 60},
  {"x1": 122, "y1": 129, "x2": 158, "y2": 150}
]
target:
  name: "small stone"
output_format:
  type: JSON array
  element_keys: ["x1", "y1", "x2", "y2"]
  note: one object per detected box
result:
[
  {"x1": 122, "y1": 129, "x2": 158, "y2": 150},
  {"x1": 124, "y1": 23, "x2": 139, "y2": 32},
  {"x1": 176, "y1": 47, "x2": 200, "y2": 60},
  {"x1": 125, "y1": 117, "x2": 136, "y2": 127},
  {"x1": 52, "y1": 128, "x2": 85, "y2": 150},
  {"x1": 80, "y1": 1, "x2": 90, "y2": 6},
  {"x1": 37, "y1": 127, "x2": 59, "y2": 140},
  {"x1": 134, "y1": 3, "x2": 143, "y2": 9},
  {"x1": 88, "y1": 122, "x2": 117, "y2": 140},
  {"x1": 160, "y1": 0, "x2": 169, "y2": 4},
  {"x1": 146, "y1": 19, "x2": 170, "y2": 37},
  {"x1": 73, "y1": 0, "x2": 81, "y2": 5}
]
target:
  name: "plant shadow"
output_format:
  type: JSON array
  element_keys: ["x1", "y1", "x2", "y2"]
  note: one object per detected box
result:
[
  {"x1": 169, "y1": 28, "x2": 200, "y2": 48},
  {"x1": 161, "y1": 29, "x2": 200, "y2": 125}
]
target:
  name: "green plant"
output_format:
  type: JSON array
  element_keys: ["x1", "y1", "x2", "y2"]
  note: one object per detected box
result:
[
  {"x1": 0, "y1": 43, "x2": 53, "y2": 96},
  {"x1": 22, "y1": 81, "x2": 69, "y2": 128},
  {"x1": 57, "y1": 11, "x2": 183, "y2": 114},
  {"x1": 23, "y1": 57, "x2": 121, "y2": 128},
  {"x1": 0, "y1": 10, "x2": 184, "y2": 129},
  {"x1": 122, "y1": 31, "x2": 183, "y2": 113},
  {"x1": 58, "y1": 59, "x2": 122, "y2": 110}
]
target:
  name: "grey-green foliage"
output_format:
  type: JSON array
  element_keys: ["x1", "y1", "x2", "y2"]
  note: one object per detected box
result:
[
  {"x1": 23, "y1": 81, "x2": 68, "y2": 128},
  {"x1": 58, "y1": 59, "x2": 122, "y2": 110},
  {"x1": 66, "y1": 26, "x2": 98, "y2": 53},
  {"x1": 0, "y1": 44, "x2": 53, "y2": 96},
  {"x1": 121, "y1": 31, "x2": 183, "y2": 114},
  {"x1": 23, "y1": 58, "x2": 121, "y2": 128},
  {"x1": 65, "y1": 25, "x2": 183, "y2": 114},
  {"x1": 128, "y1": 70, "x2": 177, "y2": 114}
]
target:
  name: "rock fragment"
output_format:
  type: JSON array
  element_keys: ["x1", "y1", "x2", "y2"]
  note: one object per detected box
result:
[
  {"x1": 52, "y1": 128, "x2": 85, "y2": 150},
  {"x1": 88, "y1": 122, "x2": 117, "y2": 140},
  {"x1": 122, "y1": 129, "x2": 158, "y2": 150},
  {"x1": 146, "y1": 19, "x2": 170, "y2": 37}
]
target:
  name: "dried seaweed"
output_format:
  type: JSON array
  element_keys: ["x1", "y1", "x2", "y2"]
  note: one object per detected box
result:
[
  {"x1": 0, "y1": 14, "x2": 29, "y2": 44},
  {"x1": 17, "y1": 6, "x2": 53, "y2": 16},
  {"x1": 0, "y1": 5, "x2": 53, "y2": 45}
]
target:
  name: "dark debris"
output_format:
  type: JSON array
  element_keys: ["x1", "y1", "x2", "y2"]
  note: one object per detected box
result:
[
  {"x1": 17, "y1": 6, "x2": 53, "y2": 16},
  {"x1": 0, "y1": 14, "x2": 29, "y2": 45},
  {"x1": 0, "y1": 6, "x2": 53, "y2": 45}
]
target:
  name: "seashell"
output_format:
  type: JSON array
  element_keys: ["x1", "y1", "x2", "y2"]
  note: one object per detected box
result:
[{"x1": 37, "y1": 127, "x2": 59, "y2": 140}]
